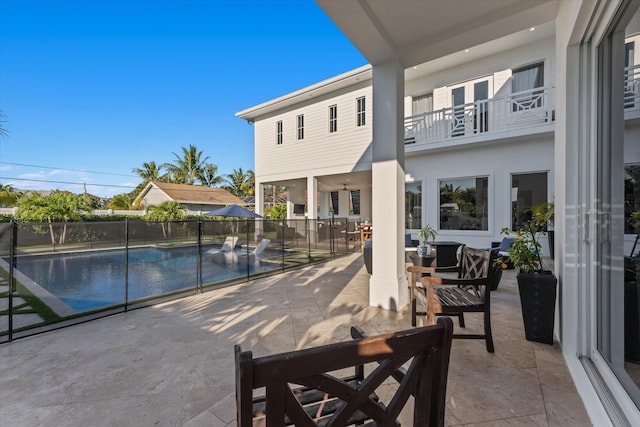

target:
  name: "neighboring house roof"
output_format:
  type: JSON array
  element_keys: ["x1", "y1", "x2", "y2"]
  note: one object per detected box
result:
[{"x1": 135, "y1": 181, "x2": 245, "y2": 207}]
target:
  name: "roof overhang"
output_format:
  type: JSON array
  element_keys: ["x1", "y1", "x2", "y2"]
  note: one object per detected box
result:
[
  {"x1": 315, "y1": 0, "x2": 558, "y2": 68},
  {"x1": 236, "y1": 65, "x2": 372, "y2": 122}
]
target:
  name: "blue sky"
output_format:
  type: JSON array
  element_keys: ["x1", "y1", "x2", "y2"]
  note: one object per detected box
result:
[{"x1": 0, "y1": 0, "x2": 366, "y2": 198}]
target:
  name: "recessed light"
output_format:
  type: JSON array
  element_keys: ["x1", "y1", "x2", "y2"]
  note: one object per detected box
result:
[
  {"x1": 464, "y1": 49, "x2": 469, "y2": 53},
  {"x1": 413, "y1": 66, "x2": 417, "y2": 69},
  {"x1": 530, "y1": 27, "x2": 535, "y2": 31}
]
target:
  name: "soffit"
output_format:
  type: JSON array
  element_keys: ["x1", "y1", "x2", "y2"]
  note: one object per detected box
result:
[{"x1": 316, "y1": 0, "x2": 558, "y2": 68}]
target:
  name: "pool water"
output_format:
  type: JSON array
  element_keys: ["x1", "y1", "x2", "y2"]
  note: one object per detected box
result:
[{"x1": 14, "y1": 245, "x2": 281, "y2": 312}]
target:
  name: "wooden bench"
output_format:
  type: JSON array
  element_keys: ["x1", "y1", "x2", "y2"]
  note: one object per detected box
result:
[{"x1": 235, "y1": 318, "x2": 453, "y2": 426}]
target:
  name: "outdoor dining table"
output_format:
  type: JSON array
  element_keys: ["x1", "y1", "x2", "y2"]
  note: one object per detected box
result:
[{"x1": 358, "y1": 223, "x2": 372, "y2": 241}]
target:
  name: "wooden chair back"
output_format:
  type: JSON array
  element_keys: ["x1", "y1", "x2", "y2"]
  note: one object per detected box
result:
[{"x1": 235, "y1": 317, "x2": 454, "y2": 427}]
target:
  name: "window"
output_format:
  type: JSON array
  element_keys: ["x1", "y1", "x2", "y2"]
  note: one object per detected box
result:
[
  {"x1": 625, "y1": 164, "x2": 640, "y2": 234},
  {"x1": 594, "y1": 3, "x2": 640, "y2": 412},
  {"x1": 412, "y1": 93, "x2": 433, "y2": 116},
  {"x1": 512, "y1": 62, "x2": 544, "y2": 111},
  {"x1": 349, "y1": 190, "x2": 360, "y2": 215},
  {"x1": 625, "y1": 42, "x2": 636, "y2": 108},
  {"x1": 511, "y1": 172, "x2": 548, "y2": 231},
  {"x1": 405, "y1": 182, "x2": 422, "y2": 229},
  {"x1": 330, "y1": 191, "x2": 339, "y2": 215},
  {"x1": 276, "y1": 121, "x2": 283, "y2": 145},
  {"x1": 329, "y1": 105, "x2": 337, "y2": 133},
  {"x1": 439, "y1": 177, "x2": 488, "y2": 231},
  {"x1": 356, "y1": 96, "x2": 366, "y2": 126},
  {"x1": 297, "y1": 114, "x2": 304, "y2": 140}
]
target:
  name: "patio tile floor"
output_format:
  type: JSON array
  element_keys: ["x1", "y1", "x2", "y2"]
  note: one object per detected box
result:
[{"x1": 0, "y1": 253, "x2": 591, "y2": 426}]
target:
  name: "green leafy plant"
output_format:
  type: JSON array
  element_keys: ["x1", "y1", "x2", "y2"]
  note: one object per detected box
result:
[
  {"x1": 417, "y1": 224, "x2": 437, "y2": 245},
  {"x1": 499, "y1": 226, "x2": 544, "y2": 273},
  {"x1": 531, "y1": 202, "x2": 554, "y2": 231}
]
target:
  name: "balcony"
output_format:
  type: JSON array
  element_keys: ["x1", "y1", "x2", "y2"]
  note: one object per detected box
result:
[
  {"x1": 626, "y1": 64, "x2": 640, "y2": 118},
  {"x1": 405, "y1": 86, "x2": 555, "y2": 149},
  {"x1": 0, "y1": 253, "x2": 591, "y2": 425}
]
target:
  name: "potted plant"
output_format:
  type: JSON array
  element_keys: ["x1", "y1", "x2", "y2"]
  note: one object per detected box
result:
[
  {"x1": 417, "y1": 224, "x2": 437, "y2": 256},
  {"x1": 532, "y1": 201, "x2": 555, "y2": 259},
  {"x1": 503, "y1": 223, "x2": 558, "y2": 344}
]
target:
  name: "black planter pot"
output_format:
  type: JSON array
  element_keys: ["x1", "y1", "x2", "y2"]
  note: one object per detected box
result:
[{"x1": 517, "y1": 271, "x2": 558, "y2": 344}]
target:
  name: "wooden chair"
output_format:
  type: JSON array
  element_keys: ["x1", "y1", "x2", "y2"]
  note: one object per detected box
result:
[
  {"x1": 407, "y1": 246, "x2": 498, "y2": 353},
  {"x1": 235, "y1": 318, "x2": 453, "y2": 426}
]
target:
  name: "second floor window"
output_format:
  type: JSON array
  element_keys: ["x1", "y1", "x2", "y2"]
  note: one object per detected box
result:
[
  {"x1": 329, "y1": 105, "x2": 337, "y2": 133},
  {"x1": 297, "y1": 114, "x2": 304, "y2": 140},
  {"x1": 276, "y1": 121, "x2": 283, "y2": 145},
  {"x1": 412, "y1": 93, "x2": 433, "y2": 116},
  {"x1": 512, "y1": 62, "x2": 544, "y2": 111},
  {"x1": 356, "y1": 96, "x2": 366, "y2": 127}
]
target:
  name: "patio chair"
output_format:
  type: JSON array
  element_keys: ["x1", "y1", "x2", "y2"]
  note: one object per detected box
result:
[
  {"x1": 235, "y1": 317, "x2": 453, "y2": 427},
  {"x1": 238, "y1": 238, "x2": 271, "y2": 260},
  {"x1": 407, "y1": 246, "x2": 498, "y2": 352},
  {"x1": 206, "y1": 236, "x2": 239, "y2": 255}
]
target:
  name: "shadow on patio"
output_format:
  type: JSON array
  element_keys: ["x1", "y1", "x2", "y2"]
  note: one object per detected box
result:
[{"x1": 0, "y1": 253, "x2": 590, "y2": 426}]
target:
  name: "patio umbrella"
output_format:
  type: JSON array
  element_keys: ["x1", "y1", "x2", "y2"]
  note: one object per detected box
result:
[
  {"x1": 206, "y1": 204, "x2": 263, "y2": 237},
  {"x1": 206, "y1": 204, "x2": 263, "y2": 218}
]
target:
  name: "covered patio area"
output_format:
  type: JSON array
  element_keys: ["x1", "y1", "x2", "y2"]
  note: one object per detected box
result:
[{"x1": 0, "y1": 253, "x2": 589, "y2": 426}]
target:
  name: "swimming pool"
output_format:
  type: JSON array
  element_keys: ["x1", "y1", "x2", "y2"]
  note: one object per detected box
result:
[{"x1": 13, "y1": 245, "x2": 283, "y2": 312}]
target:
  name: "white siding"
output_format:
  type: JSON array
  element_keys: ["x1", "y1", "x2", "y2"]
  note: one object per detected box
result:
[
  {"x1": 405, "y1": 38, "x2": 555, "y2": 102},
  {"x1": 254, "y1": 86, "x2": 373, "y2": 182}
]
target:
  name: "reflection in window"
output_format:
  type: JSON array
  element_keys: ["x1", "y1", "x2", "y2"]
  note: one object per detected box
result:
[
  {"x1": 405, "y1": 182, "x2": 422, "y2": 229},
  {"x1": 439, "y1": 177, "x2": 488, "y2": 230},
  {"x1": 625, "y1": 165, "x2": 640, "y2": 234},
  {"x1": 511, "y1": 172, "x2": 548, "y2": 231},
  {"x1": 330, "y1": 191, "x2": 339, "y2": 215},
  {"x1": 350, "y1": 190, "x2": 360, "y2": 215}
]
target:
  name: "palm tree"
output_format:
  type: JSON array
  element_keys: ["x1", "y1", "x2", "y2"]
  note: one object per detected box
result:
[
  {"x1": 106, "y1": 193, "x2": 134, "y2": 210},
  {"x1": 145, "y1": 201, "x2": 185, "y2": 239},
  {"x1": 224, "y1": 168, "x2": 255, "y2": 197},
  {"x1": 163, "y1": 145, "x2": 210, "y2": 185},
  {"x1": 200, "y1": 164, "x2": 224, "y2": 187},
  {"x1": 132, "y1": 161, "x2": 162, "y2": 183}
]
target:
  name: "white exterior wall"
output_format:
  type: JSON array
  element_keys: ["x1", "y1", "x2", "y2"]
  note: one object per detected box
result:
[
  {"x1": 405, "y1": 38, "x2": 555, "y2": 109},
  {"x1": 405, "y1": 135, "x2": 554, "y2": 254},
  {"x1": 254, "y1": 85, "x2": 373, "y2": 183},
  {"x1": 140, "y1": 188, "x2": 170, "y2": 208}
]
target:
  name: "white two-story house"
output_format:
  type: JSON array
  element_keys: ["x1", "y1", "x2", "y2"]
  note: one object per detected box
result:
[
  {"x1": 238, "y1": 0, "x2": 640, "y2": 423},
  {"x1": 237, "y1": 24, "x2": 560, "y2": 252}
]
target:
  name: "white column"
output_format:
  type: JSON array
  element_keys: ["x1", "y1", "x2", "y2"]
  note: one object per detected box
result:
[
  {"x1": 255, "y1": 182, "x2": 264, "y2": 216},
  {"x1": 369, "y1": 60, "x2": 408, "y2": 311},
  {"x1": 255, "y1": 182, "x2": 265, "y2": 240},
  {"x1": 307, "y1": 176, "x2": 318, "y2": 243},
  {"x1": 307, "y1": 176, "x2": 318, "y2": 219}
]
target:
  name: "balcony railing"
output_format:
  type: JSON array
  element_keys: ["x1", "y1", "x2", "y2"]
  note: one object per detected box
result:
[
  {"x1": 625, "y1": 64, "x2": 640, "y2": 113},
  {"x1": 404, "y1": 86, "x2": 555, "y2": 145}
]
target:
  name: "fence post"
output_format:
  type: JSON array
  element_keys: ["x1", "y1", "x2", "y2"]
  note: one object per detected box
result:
[
  {"x1": 330, "y1": 215, "x2": 335, "y2": 258},
  {"x1": 345, "y1": 218, "x2": 349, "y2": 253},
  {"x1": 8, "y1": 220, "x2": 17, "y2": 342},
  {"x1": 197, "y1": 219, "x2": 202, "y2": 293},
  {"x1": 124, "y1": 219, "x2": 129, "y2": 312},
  {"x1": 306, "y1": 217, "x2": 310, "y2": 263}
]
